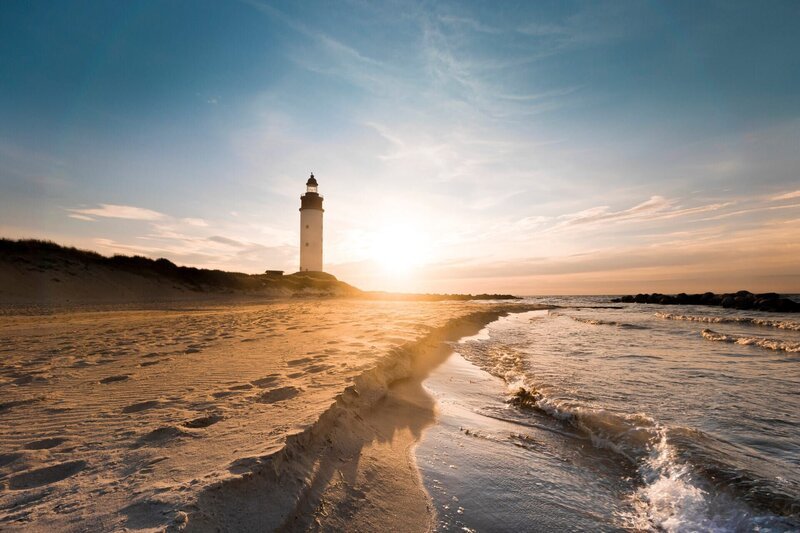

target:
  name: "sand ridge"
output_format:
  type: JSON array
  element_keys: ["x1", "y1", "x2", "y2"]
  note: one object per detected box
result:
[{"x1": 0, "y1": 299, "x2": 541, "y2": 531}]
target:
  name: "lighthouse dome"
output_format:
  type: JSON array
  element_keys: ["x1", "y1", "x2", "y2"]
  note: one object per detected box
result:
[{"x1": 306, "y1": 173, "x2": 318, "y2": 187}]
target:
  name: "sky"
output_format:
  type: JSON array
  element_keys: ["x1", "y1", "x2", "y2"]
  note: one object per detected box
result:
[{"x1": 1, "y1": 0, "x2": 799, "y2": 294}]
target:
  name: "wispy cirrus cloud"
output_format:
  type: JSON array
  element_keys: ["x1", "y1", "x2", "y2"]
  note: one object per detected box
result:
[
  {"x1": 67, "y1": 204, "x2": 166, "y2": 221},
  {"x1": 544, "y1": 196, "x2": 735, "y2": 233},
  {"x1": 772, "y1": 190, "x2": 800, "y2": 201},
  {"x1": 555, "y1": 195, "x2": 672, "y2": 228},
  {"x1": 67, "y1": 213, "x2": 95, "y2": 221},
  {"x1": 207, "y1": 235, "x2": 245, "y2": 247}
]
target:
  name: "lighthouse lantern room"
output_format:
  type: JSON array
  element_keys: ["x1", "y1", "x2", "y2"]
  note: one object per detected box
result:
[{"x1": 299, "y1": 173, "x2": 324, "y2": 272}]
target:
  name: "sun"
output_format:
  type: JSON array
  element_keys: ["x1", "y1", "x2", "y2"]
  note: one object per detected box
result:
[{"x1": 368, "y1": 224, "x2": 432, "y2": 276}]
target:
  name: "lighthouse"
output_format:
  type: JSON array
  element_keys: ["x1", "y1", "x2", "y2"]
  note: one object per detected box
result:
[{"x1": 299, "y1": 173, "x2": 324, "y2": 272}]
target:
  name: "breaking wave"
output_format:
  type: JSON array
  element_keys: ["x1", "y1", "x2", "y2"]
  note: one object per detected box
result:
[
  {"x1": 701, "y1": 328, "x2": 800, "y2": 353},
  {"x1": 656, "y1": 312, "x2": 800, "y2": 331},
  {"x1": 551, "y1": 312, "x2": 649, "y2": 330},
  {"x1": 506, "y1": 386, "x2": 799, "y2": 531},
  {"x1": 458, "y1": 329, "x2": 799, "y2": 530}
]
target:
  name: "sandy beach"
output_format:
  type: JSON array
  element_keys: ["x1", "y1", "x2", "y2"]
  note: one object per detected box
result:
[
  {"x1": 3, "y1": 1, "x2": 800, "y2": 529},
  {"x1": 0, "y1": 299, "x2": 541, "y2": 531}
]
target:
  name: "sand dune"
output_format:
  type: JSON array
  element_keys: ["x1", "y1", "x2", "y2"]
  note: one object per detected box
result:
[
  {"x1": 0, "y1": 239, "x2": 360, "y2": 307},
  {"x1": 0, "y1": 299, "x2": 541, "y2": 531}
]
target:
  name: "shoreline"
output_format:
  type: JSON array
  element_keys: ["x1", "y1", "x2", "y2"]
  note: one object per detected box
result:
[
  {"x1": 413, "y1": 311, "x2": 640, "y2": 531},
  {"x1": 184, "y1": 305, "x2": 547, "y2": 531},
  {"x1": 1, "y1": 300, "x2": 545, "y2": 531}
]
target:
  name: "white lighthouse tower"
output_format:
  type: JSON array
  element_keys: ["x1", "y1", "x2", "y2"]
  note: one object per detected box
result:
[{"x1": 299, "y1": 173, "x2": 324, "y2": 272}]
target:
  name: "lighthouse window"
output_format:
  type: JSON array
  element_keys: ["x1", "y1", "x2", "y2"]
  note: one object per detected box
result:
[
  {"x1": 305, "y1": 224, "x2": 309, "y2": 229},
  {"x1": 305, "y1": 242, "x2": 309, "y2": 247}
]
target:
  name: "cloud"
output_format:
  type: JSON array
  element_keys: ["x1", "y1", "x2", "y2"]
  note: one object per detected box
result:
[
  {"x1": 68, "y1": 213, "x2": 95, "y2": 221},
  {"x1": 698, "y1": 202, "x2": 800, "y2": 222},
  {"x1": 207, "y1": 235, "x2": 245, "y2": 247},
  {"x1": 554, "y1": 195, "x2": 672, "y2": 228},
  {"x1": 68, "y1": 204, "x2": 166, "y2": 221},
  {"x1": 546, "y1": 196, "x2": 734, "y2": 233},
  {"x1": 772, "y1": 190, "x2": 800, "y2": 201},
  {"x1": 409, "y1": 217, "x2": 800, "y2": 292},
  {"x1": 437, "y1": 15, "x2": 503, "y2": 34}
]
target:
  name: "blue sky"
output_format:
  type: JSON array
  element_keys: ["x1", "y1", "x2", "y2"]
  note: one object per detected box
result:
[{"x1": 1, "y1": 1, "x2": 798, "y2": 293}]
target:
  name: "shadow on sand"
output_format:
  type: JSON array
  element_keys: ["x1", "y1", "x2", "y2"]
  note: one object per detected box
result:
[{"x1": 182, "y1": 310, "x2": 521, "y2": 532}]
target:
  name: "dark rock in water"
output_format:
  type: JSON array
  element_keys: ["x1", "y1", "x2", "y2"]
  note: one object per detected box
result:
[
  {"x1": 733, "y1": 296, "x2": 751, "y2": 310},
  {"x1": 769, "y1": 298, "x2": 800, "y2": 312},
  {"x1": 507, "y1": 387, "x2": 542, "y2": 409},
  {"x1": 610, "y1": 290, "x2": 799, "y2": 312}
]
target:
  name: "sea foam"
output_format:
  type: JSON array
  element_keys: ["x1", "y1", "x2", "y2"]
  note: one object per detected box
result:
[
  {"x1": 701, "y1": 328, "x2": 800, "y2": 352},
  {"x1": 656, "y1": 312, "x2": 800, "y2": 331}
]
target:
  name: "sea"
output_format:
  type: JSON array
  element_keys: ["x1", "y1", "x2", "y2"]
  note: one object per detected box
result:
[{"x1": 416, "y1": 297, "x2": 800, "y2": 532}]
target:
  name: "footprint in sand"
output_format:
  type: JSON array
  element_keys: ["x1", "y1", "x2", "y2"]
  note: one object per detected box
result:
[
  {"x1": 250, "y1": 375, "x2": 280, "y2": 388},
  {"x1": 99, "y1": 375, "x2": 129, "y2": 384},
  {"x1": 306, "y1": 364, "x2": 333, "y2": 374},
  {"x1": 182, "y1": 414, "x2": 224, "y2": 429},
  {"x1": 133, "y1": 426, "x2": 191, "y2": 448},
  {"x1": 0, "y1": 397, "x2": 42, "y2": 413},
  {"x1": 25, "y1": 437, "x2": 68, "y2": 450},
  {"x1": 256, "y1": 386, "x2": 301, "y2": 404},
  {"x1": 7, "y1": 460, "x2": 87, "y2": 490},
  {"x1": 12, "y1": 374, "x2": 49, "y2": 385},
  {"x1": 227, "y1": 456, "x2": 264, "y2": 474},
  {"x1": 0, "y1": 452, "x2": 23, "y2": 468},
  {"x1": 287, "y1": 357, "x2": 312, "y2": 366},
  {"x1": 122, "y1": 400, "x2": 163, "y2": 413},
  {"x1": 228, "y1": 384, "x2": 253, "y2": 391}
]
